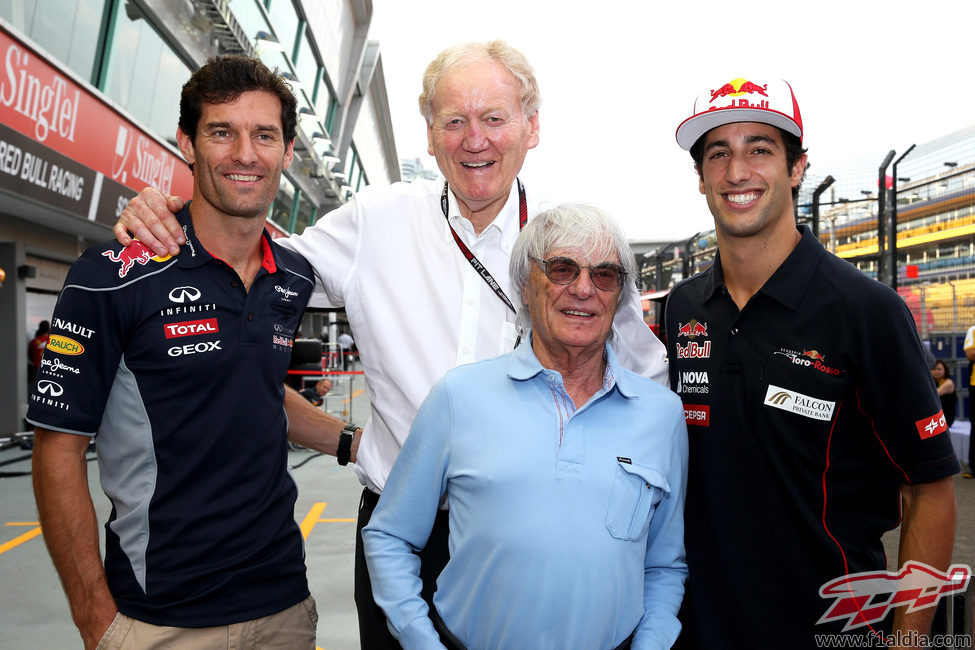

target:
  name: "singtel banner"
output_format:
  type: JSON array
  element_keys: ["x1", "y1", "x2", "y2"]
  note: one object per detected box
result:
[{"x1": 0, "y1": 24, "x2": 192, "y2": 223}]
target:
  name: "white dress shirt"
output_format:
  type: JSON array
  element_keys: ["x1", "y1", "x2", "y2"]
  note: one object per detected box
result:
[{"x1": 280, "y1": 179, "x2": 668, "y2": 493}]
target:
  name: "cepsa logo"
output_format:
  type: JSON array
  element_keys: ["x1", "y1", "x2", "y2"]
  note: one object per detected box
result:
[
  {"x1": 818, "y1": 561, "x2": 971, "y2": 631},
  {"x1": 915, "y1": 411, "x2": 948, "y2": 440},
  {"x1": 47, "y1": 334, "x2": 84, "y2": 356},
  {"x1": 683, "y1": 404, "x2": 710, "y2": 427}
]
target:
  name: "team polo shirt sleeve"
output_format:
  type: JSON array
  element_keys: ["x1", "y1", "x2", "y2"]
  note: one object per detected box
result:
[
  {"x1": 27, "y1": 245, "x2": 161, "y2": 435},
  {"x1": 832, "y1": 266, "x2": 959, "y2": 483}
]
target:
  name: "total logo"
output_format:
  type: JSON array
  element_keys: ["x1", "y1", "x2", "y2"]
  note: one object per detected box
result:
[
  {"x1": 676, "y1": 319, "x2": 708, "y2": 339},
  {"x1": 163, "y1": 318, "x2": 218, "y2": 339},
  {"x1": 774, "y1": 349, "x2": 843, "y2": 376},
  {"x1": 764, "y1": 384, "x2": 835, "y2": 421},
  {"x1": 102, "y1": 241, "x2": 171, "y2": 278},
  {"x1": 676, "y1": 341, "x2": 711, "y2": 359},
  {"x1": 168, "y1": 341, "x2": 221, "y2": 357},
  {"x1": 47, "y1": 334, "x2": 84, "y2": 356}
]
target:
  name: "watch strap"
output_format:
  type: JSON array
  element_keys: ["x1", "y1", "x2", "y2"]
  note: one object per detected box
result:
[{"x1": 337, "y1": 423, "x2": 356, "y2": 466}]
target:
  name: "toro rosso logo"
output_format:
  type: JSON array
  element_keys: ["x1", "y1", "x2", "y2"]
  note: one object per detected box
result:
[
  {"x1": 818, "y1": 561, "x2": 971, "y2": 631},
  {"x1": 676, "y1": 319, "x2": 708, "y2": 339},
  {"x1": 102, "y1": 241, "x2": 171, "y2": 278}
]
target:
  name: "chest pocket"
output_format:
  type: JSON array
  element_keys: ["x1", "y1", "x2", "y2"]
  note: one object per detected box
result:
[{"x1": 606, "y1": 461, "x2": 670, "y2": 541}]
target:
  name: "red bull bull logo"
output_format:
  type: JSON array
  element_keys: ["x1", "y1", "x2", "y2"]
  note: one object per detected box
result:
[
  {"x1": 102, "y1": 241, "x2": 171, "y2": 278},
  {"x1": 709, "y1": 78, "x2": 769, "y2": 103},
  {"x1": 676, "y1": 319, "x2": 709, "y2": 339},
  {"x1": 802, "y1": 349, "x2": 825, "y2": 361}
]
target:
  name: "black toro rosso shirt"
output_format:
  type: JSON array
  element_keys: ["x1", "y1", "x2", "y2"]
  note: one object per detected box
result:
[
  {"x1": 665, "y1": 226, "x2": 959, "y2": 648},
  {"x1": 27, "y1": 205, "x2": 314, "y2": 627}
]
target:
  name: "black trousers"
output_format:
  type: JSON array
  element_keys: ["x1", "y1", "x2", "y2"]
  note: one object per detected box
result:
[{"x1": 354, "y1": 487, "x2": 450, "y2": 649}]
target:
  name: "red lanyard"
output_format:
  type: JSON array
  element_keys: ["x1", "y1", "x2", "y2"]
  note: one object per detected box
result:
[{"x1": 440, "y1": 179, "x2": 527, "y2": 314}]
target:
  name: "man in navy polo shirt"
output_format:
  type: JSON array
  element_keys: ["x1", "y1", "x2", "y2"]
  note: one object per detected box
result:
[
  {"x1": 667, "y1": 79, "x2": 961, "y2": 648},
  {"x1": 28, "y1": 56, "x2": 319, "y2": 649}
]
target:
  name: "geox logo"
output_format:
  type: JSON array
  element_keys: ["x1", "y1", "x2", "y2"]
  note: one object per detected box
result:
[{"x1": 764, "y1": 385, "x2": 835, "y2": 421}]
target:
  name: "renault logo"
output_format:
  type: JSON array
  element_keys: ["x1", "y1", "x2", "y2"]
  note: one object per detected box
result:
[
  {"x1": 37, "y1": 380, "x2": 64, "y2": 396},
  {"x1": 169, "y1": 286, "x2": 201, "y2": 303}
]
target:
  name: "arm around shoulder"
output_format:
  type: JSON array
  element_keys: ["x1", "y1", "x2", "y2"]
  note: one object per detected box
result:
[
  {"x1": 113, "y1": 187, "x2": 185, "y2": 257},
  {"x1": 32, "y1": 428, "x2": 118, "y2": 649}
]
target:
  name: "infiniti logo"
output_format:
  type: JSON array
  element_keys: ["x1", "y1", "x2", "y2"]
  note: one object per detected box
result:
[
  {"x1": 37, "y1": 380, "x2": 64, "y2": 396},
  {"x1": 169, "y1": 286, "x2": 201, "y2": 303}
]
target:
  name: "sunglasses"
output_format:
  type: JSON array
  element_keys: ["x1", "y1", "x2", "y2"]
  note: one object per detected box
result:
[{"x1": 530, "y1": 256, "x2": 626, "y2": 291}]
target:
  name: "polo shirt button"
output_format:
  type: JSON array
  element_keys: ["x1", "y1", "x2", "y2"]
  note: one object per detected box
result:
[
  {"x1": 731, "y1": 328, "x2": 739, "y2": 335},
  {"x1": 232, "y1": 282, "x2": 239, "y2": 288},
  {"x1": 247, "y1": 314, "x2": 254, "y2": 321}
]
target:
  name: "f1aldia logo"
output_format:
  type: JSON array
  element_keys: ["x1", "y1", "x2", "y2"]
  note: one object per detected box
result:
[{"x1": 818, "y1": 561, "x2": 971, "y2": 631}]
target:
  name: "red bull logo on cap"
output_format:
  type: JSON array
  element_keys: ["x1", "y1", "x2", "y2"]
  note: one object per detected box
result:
[
  {"x1": 102, "y1": 241, "x2": 172, "y2": 278},
  {"x1": 709, "y1": 78, "x2": 769, "y2": 103}
]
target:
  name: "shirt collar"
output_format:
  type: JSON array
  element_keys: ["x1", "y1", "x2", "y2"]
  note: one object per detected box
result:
[
  {"x1": 174, "y1": 201, "x2": 280, "y2": 274},
  {"x1": 506, "y1": 331, "x2": 639, "y2": 399},
  {"x1": 699, "y1": 225, "x2": 823, "y2": 311},
  {"x1": 444, "y1": 179, "x2": 523, "y2": 253}
]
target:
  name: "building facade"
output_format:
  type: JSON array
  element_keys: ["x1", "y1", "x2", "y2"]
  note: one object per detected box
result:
[{"x1": 1, "y1": 0, "x2": 399, "y2": 434}]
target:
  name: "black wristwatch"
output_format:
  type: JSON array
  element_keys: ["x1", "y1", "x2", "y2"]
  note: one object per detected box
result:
[{"x1": 337, "y1": 423, "x2": 357, "y2": 466}]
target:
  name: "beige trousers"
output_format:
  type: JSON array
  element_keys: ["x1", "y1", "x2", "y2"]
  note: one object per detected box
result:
[{"x1": 95, "y1": 595, "x2": 318, "y2": 650}]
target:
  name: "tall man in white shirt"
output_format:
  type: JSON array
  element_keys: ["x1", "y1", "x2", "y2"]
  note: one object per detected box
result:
[{"x1": 114, "y1": 41, "x2": 668, "y2": 648}]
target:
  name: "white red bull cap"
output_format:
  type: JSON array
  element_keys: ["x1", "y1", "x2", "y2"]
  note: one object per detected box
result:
[{"x1": 675, "y1": 78, "x2": 803, "y2": 150}]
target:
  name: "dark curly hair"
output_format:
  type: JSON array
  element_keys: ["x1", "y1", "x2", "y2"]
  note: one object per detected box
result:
[{"x1": 179, "y1": 55, "x2": 297, "y2": 144}]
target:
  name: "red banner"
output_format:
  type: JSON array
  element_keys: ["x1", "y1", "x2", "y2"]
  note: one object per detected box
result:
[{"x1": 0, "y1": 25, "x2": 192, "y2": 198}]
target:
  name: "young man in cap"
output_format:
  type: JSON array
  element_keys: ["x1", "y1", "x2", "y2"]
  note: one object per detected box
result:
[{"x1": 667, "y1": 79, "x2": 960, "y2": 647}]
